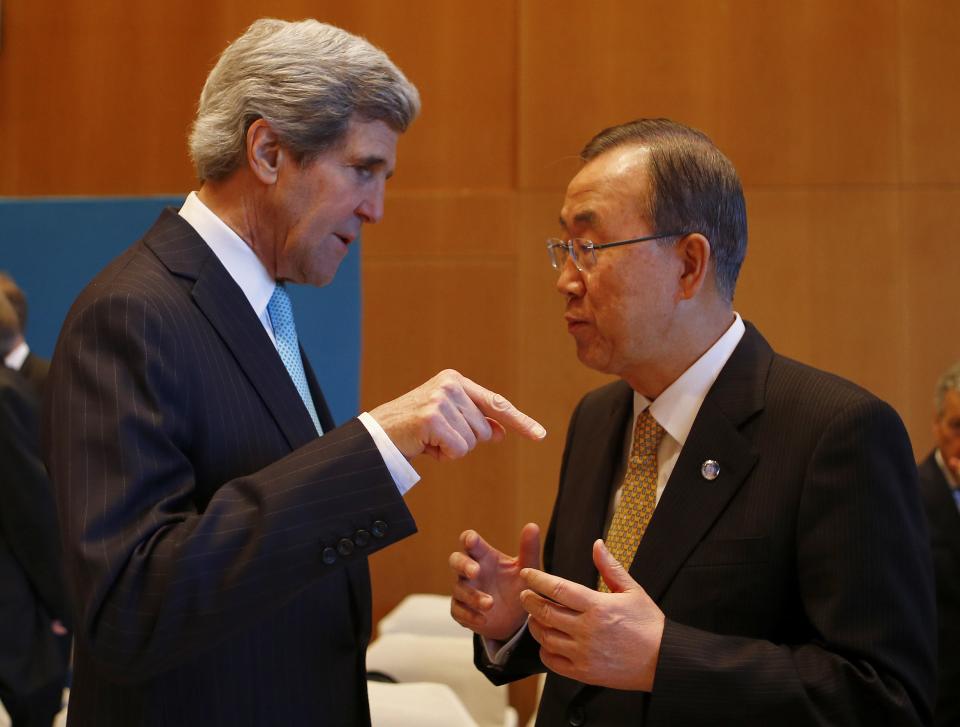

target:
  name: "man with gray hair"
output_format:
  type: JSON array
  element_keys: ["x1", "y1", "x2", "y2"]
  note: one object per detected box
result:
[
  {"x1": 918, "y1": 361, "x2": 960, "y2": 726},
  {"x1": 44, "y1": 19, "x2": 544, "y2": 726}
]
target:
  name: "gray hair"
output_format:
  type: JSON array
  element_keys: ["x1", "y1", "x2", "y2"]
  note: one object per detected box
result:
[
  {"x1": 935, "y1": 361, "x2": 960, "y2": 416},
  {"x1": 0, "y1": 290, "x2": 20, "y2": 357},
  {"x1": 581, "y1": 119, "x2": 747, "y2": 302},
  {"x1": 189, "y1": 18, "x2": 421, "y2": 181}
]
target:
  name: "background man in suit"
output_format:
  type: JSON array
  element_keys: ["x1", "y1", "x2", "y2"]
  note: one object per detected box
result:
[
  {"x1": 0, "y1": 290, "x2": 71, "y2": 727},
  {"x1": 44, "y1": 18, "x2": 544, "y2": 727},
  {"x1": 450, "y1": 119, "x2": 936, "y2": 725},
  {"x1": 0, "y1": 272, "x2": 50, "y2": 396},
  {"x1": 918, "y1": 361, "x2": 960, "y2": 726}
]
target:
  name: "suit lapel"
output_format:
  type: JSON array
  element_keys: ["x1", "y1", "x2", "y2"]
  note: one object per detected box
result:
[
  {"x1": 628, "y1": 324, "x2": 770, "y2": 600},
  {"x1": 143, "y1": 210, "x2": 319, "y2": 451}
]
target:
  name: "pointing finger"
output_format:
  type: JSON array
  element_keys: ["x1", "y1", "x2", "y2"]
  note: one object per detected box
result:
[{"x1": 460, "y1": 377, "x2": 546, "y2": 440}]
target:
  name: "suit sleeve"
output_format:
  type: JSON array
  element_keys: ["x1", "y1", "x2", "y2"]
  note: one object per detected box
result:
[
  {"x1": 649, "y1": 397, "x2": 936, "y2": 726},
  {"x1": 43, "y1": 291, "x2": 416, "y2": 682},
  {"x1": 0, "y1": 381, "x2": 71, "y2": 624}
]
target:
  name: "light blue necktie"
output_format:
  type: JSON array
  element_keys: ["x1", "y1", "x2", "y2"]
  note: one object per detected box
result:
[{"x1": 267, "y1": 285, "x2": 322, "y2": 435}]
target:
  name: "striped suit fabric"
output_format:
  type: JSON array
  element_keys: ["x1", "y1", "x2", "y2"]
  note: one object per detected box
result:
[{"x1": 43, "y1": 210, "x2": 416, "y2": 726}]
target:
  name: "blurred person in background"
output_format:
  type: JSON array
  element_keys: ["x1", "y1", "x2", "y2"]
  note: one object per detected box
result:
[
  {"x1": 0, "y1": 272, "x2": 49, "y2": 396},
  {"x1": 918, "y1": 361, "x2": 960, "y2": 727},
  {"x1": 0, "y1": 289, "x2": 71, "y2": 727}
]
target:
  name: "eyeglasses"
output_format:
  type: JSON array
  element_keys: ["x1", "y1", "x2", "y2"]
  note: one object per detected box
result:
[{"x1": 546, "y1": 232, "x2": 689, "y2": 272}]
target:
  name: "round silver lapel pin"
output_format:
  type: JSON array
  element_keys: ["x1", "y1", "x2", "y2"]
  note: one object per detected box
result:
[{"x1": 701, "y1": 459, "x2": 720, "y2": 481}]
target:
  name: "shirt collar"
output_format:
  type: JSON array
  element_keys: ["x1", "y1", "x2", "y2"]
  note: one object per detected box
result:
[
  {"x1": 3, "y1": 340, "x2": 29, "y2": 371},
  {"x1": 178, "y1": 191, "x2": 276, "y2": 319},
  {"x1": 636, "y1": 313, "x2": 746, "y2": 446}
]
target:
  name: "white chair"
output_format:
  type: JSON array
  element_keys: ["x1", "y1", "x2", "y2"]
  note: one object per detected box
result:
[
  {"x1": 367, "y1": 632, "x2": 517, "y2": 727},
  {"x1": 377, "y1": 593, "x2": 473, "y2": 639},
  {"x1": 368, "y1": 681, "x2": 478, "y2": 727}
]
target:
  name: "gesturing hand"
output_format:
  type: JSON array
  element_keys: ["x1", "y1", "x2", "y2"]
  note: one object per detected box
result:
[
  {"x1": 370, "y1": 369, "x2": 546, "y2": 461},
  {"x1": 449, "y1": 523, "x2": 541, "y2": 641},
  {"x1": 520, "y1": 539, "x2": 665, "y2": 692}
]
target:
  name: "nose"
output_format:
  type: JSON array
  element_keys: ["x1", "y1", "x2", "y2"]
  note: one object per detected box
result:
[
  {"x1": 556, "y1": 255, "x2": 585, "y2": 299},
  {"x1": 356, "y1": 183, "x2": 386, "y2": 224}
]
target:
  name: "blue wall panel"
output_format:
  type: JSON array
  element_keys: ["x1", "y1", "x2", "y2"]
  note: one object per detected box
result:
[{"x1": 0, "y1": 198, "x2": 361, "y2": 423}]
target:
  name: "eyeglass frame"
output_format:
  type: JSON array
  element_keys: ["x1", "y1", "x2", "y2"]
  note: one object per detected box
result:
[{"x1": 546, "y1": 231, "x2": 692, "y2": 272}]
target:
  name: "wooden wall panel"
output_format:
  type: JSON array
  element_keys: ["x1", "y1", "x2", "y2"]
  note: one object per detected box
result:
[
  {"x1": 737, "y1": 187, "x2": 908, "y2": 411},
  {"x1": 899, "y1": 1, "x2": 960, "y2": 184},
  {"x1": 0, "y1": 0, "x2": 516, "y2": 195},
  {"x1": 518, "y1": 0, "x2": 900, "y2": 189},
  {"x1": 4, "y1": 2, "x2": 960, "y2": 722},
  {"x1": 361, "y1": 255, "x2": 522, "y2": 619},
  {"x1": 901, "y1": 189, "x2": 960, "y2": 457}
]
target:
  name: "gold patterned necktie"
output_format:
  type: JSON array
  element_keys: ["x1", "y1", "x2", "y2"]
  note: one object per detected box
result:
[{"x1": 599, "y1": 409, "x2": 665, "y2": 592}]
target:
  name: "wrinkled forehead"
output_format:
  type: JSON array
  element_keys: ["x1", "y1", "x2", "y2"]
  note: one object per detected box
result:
[{"x1": 560, "y1": 145, "x2": 651, "y2": 234}]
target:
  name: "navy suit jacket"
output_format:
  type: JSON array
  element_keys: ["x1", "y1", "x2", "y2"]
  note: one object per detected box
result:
[
  {"x1": 918, "y1": 451, "x2": 960, "y2": 727},
  {"x1": 44, "y1": 210, "x2": 417, "y2": 726},
  {"x1": 480, "y1": 324, "x2": 936, "y2": 726}
]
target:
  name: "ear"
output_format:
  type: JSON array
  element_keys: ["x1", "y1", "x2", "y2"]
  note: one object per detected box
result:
[
  {"x1": 246, "y1": 118, "x2": 282, "y2": 185},
  {"x1": 676, "y1": 233, "x2": 711, "y2": 301}
]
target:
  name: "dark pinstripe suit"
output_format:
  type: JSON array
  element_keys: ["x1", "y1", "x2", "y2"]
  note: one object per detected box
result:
[
  {"x1": 43, "y1": 210, "x2": 417, "y2": 726},
  {"x1": 917, "y1": 452, "x2": 960, "y2": 727},
  {"x1": 481, "y1": 325, "x2": 936, "y2": 726}
]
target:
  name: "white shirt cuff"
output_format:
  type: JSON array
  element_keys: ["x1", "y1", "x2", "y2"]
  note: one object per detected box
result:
[
  {"x1": 358, "y1": 411, "x2": 421, "y2": 495},
  {"x1": 482, "y1": 619, "x2": 529, "y2": 666}
]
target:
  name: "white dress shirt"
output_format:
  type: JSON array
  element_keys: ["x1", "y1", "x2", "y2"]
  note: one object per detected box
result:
[
  {"x1": 487, "y1": 314, "x2": 746, "y2": 663},
  {"x1": 3, "y1": 340, "x2": 29, "y2": 371},
  {"x1": 178, "y1": 191, "x2": 420, "y2": 495}
]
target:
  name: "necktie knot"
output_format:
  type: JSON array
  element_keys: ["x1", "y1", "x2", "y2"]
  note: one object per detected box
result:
[{"x1": 267, "y1": 285, "x2": 322, "y2": 435}]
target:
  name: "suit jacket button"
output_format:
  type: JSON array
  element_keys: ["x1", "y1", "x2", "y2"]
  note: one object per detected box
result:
[
  {"x1": 568, "y1": 705, "x2": 585, "y2": 726},
  {"x1": 322, "y1": 547, "x2": 337, "y2": 565},
  {"x1": 371, "y1": 520, "x2": 388, "y2": 538},
  {"x1": 337, "y1": 538, "x2": 355, "y2": 556},
  {"x1": 355, "y1": 529, "x2": 371, "y2": 548}
]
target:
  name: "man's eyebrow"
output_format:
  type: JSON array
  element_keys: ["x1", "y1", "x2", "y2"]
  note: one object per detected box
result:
[
  {"x1": 559, "y1": 210, "x2": 596, "y2": 230},
  {"x1": 355, "y1": 155, "x2": 395, "y2": 179}
]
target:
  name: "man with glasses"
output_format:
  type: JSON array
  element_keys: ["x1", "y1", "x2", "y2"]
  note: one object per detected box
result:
[{"x1": 450, "y1": 119, "x2": 935, "y2": 725}]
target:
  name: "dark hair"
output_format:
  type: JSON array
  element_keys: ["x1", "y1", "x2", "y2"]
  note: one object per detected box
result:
[
  {"x1": 0, "y1": 271, "x2": 27, "y2": 332},
  {"x1": 581, "y1": 119, "x2": 747, "y2": 301},
  {"x1": 0, "y1": 290, "x2": 20, "y2": 357}
]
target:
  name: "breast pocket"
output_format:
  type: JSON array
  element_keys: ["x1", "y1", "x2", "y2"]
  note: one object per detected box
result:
[{"x1": 666, "y1": 536, "x2": 775, "y2": 636}]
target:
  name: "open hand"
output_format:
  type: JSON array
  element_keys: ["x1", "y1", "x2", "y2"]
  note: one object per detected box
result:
[
  {"x1": 450, "y1": 523, "x2": 541, "y2": 641},
  {"x1": 520, "y1": 539, "x2": 665, "y2": 691}
]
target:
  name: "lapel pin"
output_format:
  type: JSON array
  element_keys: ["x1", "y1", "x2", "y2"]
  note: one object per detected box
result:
[{"x1": 701, "y1": 459, "x2": 720, "y2": 481}]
